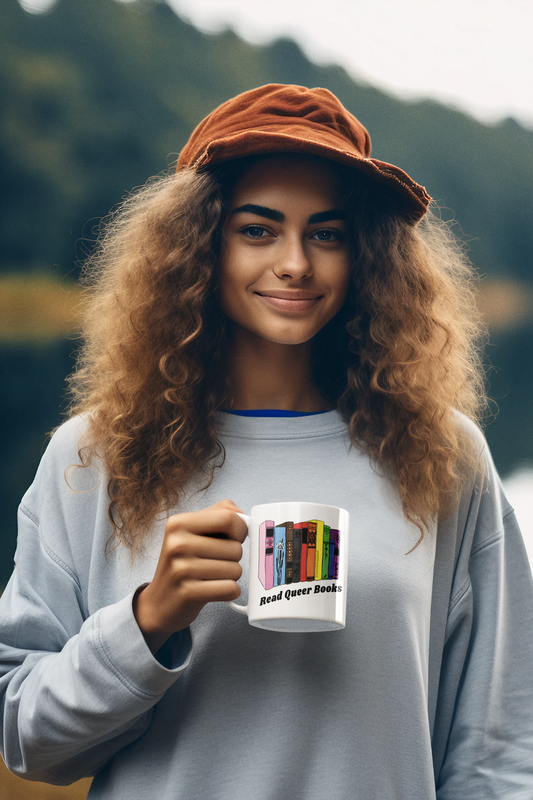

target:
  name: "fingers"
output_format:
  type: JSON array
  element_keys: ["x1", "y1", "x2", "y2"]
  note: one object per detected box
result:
[
  {"x1": 217, "y1": 499, "x2": 243, "y2": 512},
  {"x1": 178, "y1": 579, "x2": 241, "y2": 605},
  {"x1": 169, "y1": 555, "x2": 243, "y2": 582},
  {"x1": 165, "y1": 531, "x2": 243, "y2": 562},
  {"x1": 166, "y1": 501, "x2": 247, "y2": 543}
]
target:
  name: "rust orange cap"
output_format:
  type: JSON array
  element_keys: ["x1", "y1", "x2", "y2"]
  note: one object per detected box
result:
[{"x1": 177, "y1": 83, "x2": 431, "y2": 222}]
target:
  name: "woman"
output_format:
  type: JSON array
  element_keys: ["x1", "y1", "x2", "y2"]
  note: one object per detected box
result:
[{"x1": 1, "y1": 84, "x2": 532, "y2": 799}]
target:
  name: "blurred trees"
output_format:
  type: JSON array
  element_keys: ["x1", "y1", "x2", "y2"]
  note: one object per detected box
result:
[{"x1": 2, "y1": 0, "x2": 533, "y2": 280}]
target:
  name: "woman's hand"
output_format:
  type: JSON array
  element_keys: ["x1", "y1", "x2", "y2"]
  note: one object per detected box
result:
[{"x1": 133, "y1": 499, "x2": 247, "y2": 653}]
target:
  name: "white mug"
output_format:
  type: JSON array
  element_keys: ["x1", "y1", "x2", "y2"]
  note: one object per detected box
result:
[{"x1": 229, "y1": 502, "x2": 349, "y2": 632}]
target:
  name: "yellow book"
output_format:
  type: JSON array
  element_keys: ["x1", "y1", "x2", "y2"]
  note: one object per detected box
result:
[{"x1": 312, "y1": 519, "x2": 324, "y2": 581}]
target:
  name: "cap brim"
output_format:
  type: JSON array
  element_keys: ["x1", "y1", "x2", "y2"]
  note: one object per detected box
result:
[{"x1": 187, "y1": 130, "x2": 431, "y2": 222}]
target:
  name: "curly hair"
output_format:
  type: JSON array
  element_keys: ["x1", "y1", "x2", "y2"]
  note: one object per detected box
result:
[{"x1": 64, "y1": 161, "x2": 487, "y2": 547}]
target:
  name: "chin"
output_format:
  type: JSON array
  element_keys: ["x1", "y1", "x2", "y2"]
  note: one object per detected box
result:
[
  {"x1": 260, "y1": 328, "x2": 318, "y2": 346},
  {"x1": 228, "y1": 317, "x2": 324, "y2": 347}
]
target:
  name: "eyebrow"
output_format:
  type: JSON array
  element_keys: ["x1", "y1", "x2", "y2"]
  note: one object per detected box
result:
[
  {"x1": 308, "y1": 209, "x2": 346, "y2": 224},
  {"x1": 229, "y1": 204, "x2": 346, "y2": 225},
  {"x1": 230, "y1": 204, "x2": 284, "y2": 222}
]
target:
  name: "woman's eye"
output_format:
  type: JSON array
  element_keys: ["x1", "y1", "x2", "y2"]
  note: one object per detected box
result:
[
  {"x1": 241, "y1": 225, "x2": 268, "y2": 238},
  {"x1": 311, "y1": 229, "x2": 343, "y2": 242}
]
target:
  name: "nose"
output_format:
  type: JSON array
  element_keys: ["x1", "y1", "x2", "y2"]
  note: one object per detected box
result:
[{"x1": 272, "y1": 233, "x2": 312, "y2": 280}]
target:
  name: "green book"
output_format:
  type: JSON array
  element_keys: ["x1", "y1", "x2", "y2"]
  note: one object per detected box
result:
[{"x1": 312, "y1": 519, "x2": 324, "y2": 581}]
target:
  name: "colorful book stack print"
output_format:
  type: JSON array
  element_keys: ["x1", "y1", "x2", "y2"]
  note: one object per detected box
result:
[{"x1": 259, "y1": 519, "x2": 340, "y2": 589}]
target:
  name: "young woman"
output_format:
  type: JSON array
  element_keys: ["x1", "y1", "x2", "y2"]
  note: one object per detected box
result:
[{"x1": 1, "y1": 84, "x2": 532, "y2": 799}]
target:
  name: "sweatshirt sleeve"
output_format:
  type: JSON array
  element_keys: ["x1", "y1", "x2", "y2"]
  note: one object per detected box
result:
[
  {"x1": 433, "y1": 431, "x2": 533, "y2": 798},
  {"x1": 0, "y1": 424, "x2": 192, "y2": 786}
]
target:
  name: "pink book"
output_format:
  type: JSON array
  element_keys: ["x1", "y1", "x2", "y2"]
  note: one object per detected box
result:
[
  {"x1": 259, "y1": 520, "x2": 275, "y2": 589},
  {"x1": 265, "y1": 522, "x2": 275, "y2": 590}
]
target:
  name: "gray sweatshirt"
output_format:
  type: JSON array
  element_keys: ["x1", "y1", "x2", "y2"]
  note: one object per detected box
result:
[{"x1": 1, "y1": 410, "x2": 532, "y2": 799}]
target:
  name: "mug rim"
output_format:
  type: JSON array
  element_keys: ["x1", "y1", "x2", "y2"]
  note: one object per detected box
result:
[{"x1": 251, "y1": 501, "x2": 348, "y2": 513}]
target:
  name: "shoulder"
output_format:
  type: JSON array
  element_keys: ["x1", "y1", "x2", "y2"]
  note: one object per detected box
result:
[
  {"x1": 37, "y1": 414, "x2": 102, "y2": 482},
  {"x1": 448, "y1": 410, "x2": 515, "y2": 543},
  {"x1": 44, "y1": 414, "x2": 92, "y2": 461},
  {"x1": 17, "y1": 416, "x2": 114, "y2": 583},
  {"x1": 451, "y1": 409, "x2": 488, "y2": 459},
  {"x1": 21, "y1": 414, "x2": 106, "y2": 523},
  {"x1": 451, "y1": 409, "x2": 501, "y2": 490}
]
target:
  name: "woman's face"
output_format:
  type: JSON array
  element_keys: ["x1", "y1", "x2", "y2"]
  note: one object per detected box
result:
[{"x1": 220, "y1": 156, "x2": 351, "y2": 347}]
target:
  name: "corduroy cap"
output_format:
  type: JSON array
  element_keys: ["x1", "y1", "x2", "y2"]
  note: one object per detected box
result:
[{"x1": 177, "y1": 83, "x2": 431, "y2": 222}]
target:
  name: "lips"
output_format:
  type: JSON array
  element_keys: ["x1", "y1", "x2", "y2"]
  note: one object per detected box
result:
[
  {"x1": 255, "y1": 290, "x2": 323, "y2": 312},
  {"x1": 256, "y1": 290, "x2": 323, "y2": 300}
]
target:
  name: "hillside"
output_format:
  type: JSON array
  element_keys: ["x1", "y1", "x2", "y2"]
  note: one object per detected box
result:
[{"x1": 1, "y1": 0, "x2": 533, "y2": 281}]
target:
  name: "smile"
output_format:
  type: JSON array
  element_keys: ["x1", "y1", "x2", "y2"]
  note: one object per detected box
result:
[{"x1": 255, "y1": 291, "x2": 323, "y2": 312}]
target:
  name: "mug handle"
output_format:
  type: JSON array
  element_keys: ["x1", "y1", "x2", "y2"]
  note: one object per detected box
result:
[{"x1": 227, "y1": 512, "x2": 251, "y2": 615}]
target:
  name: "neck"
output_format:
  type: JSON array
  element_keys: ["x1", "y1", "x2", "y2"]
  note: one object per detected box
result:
[{"x1": 225, "y1": 328, "x2": 332, "y2": 412}]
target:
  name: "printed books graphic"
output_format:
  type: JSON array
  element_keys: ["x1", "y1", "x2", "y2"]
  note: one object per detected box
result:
[{"x1": 259, "y1": 519, "x2": 340, "y2": 589}]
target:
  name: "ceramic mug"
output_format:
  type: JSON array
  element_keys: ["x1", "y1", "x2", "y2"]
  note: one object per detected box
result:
[{"x1": 228, "y1": 501, "x2": 349, "y2": 632}]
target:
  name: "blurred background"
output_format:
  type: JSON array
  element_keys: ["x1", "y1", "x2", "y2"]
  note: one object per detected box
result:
[{"x1": 1, "y1": 0, "x2": 532, "y2": 795}]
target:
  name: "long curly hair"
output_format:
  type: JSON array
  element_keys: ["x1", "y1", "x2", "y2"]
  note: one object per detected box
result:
[{"x1": 65, "y1": 160, "x2": 487, "y2": 547}]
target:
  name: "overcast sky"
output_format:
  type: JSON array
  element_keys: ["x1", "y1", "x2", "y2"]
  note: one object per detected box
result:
[
  {"x1": 170, "y1": 0, "x2": 533, "y2": 129},
  {"x1": 20, "y1": 0, "x2": 533, "y2": 127}
]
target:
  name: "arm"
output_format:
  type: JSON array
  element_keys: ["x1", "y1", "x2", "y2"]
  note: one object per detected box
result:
[
  {"x1": 0, "y1": 504, "x2": 192, "y2": 785},
  {"x1": 0, "y1": 417, "x2": 245, "y2": 786},
  {"x1": 433, "y1": 439, "x2": 533, "y2": 797}
]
